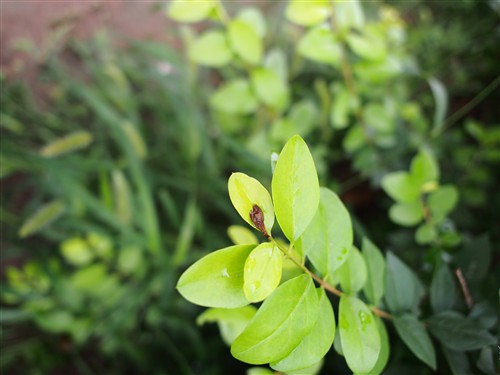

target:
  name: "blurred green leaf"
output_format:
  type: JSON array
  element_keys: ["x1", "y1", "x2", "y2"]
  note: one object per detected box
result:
[
  {"x1": 298, "y1": 26, "x2": 342, "y2": 66},
  {"x1": 393, "y1": 314, "x2": 436, "y2": 370},
  {"x1": 228, "y1": 20, "x2": 262, "y2": 65},
  {"x1": 237, "y1": 8, "x2": 266, "y2": 37},
  {"x1": 382, "y1": 172, "x2": 420, "y2": 203},
  {"x1": 428, "y1": 311, "x2": 496, "y2": 351},
  {"x1": 210, "y1": 79, "x2": 258, "y2": 114},
  {"x1": 264, "y1": 48, "x2": 288, "y2": 82},
  {"x1": 410, "y1": 149, "x2": 440, "y2": 187},
  {"x1": 363, "y1": 103, "x2": 393, "y2": 133},
  {"x1": 415, "y1": 223, "x2": 437, "y2": 244},
  {"x1": 60, "y1": 237, "x2": 94, "y2": 266},
  {"x1": 228, "y1": 225, "x2": 259, "y2": 245},
  {"x1": 384, "y1": 252, "x2": 421, "y2": 314},
  {"x1": 389, "y1": 201, "x2": 423, "y2": 227},
  {"x1": 430, "y1": 264, "x2": 458, "y2": 313},
  {"x1": 428, "y1": 185, "x2": 459, "y2": 223},
  {"x1": 167, "y1": 0, "x2": 215, "y2": 23},
  {"x1": 428, "y1": 78, "x2": 448, "y2": 136},
  {"x1": 197, "y1": 305, "x2": 257, "y2": 346},
  {"x1": 347, "y1": 33, "x2": 387, "y2": 62},
  {"x1": 112, "y1": 169, "x2": 133, "y2": 225},
  {"x1": 251, "y1": 68, "x2": 289, "y2": 112},
  {"x1": 189, "y1": 31, "x2": 232, "y2": 67},
  {"x1": 286, "y1": 0, "x2": 331, "y2": 26},
  {"x1": 334, "y1": 0, "x2": 365, "y2": 30}
]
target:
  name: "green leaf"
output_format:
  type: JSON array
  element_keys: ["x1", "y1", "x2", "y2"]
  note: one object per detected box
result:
[
  {"x1": 384, "y1": 252, "x2": 421, "y2": 314},
  {"x1": 297, "y1": 187, "x2": 352, "y2": 276},
  {"x1": 347, "y1": 33, "x2": 386, "y2": 62},
  {"x1": 334, "y1": 0, "x2": 365, "y2": 30},
  {"x1": 381, "y1": 171, "x2": 420, "y2": 203},
  {"x1": 197, "y1": 306, "x2": 257, "y2": 346},
  {"x1": 410, "y1": 149, "x2": 440, "y2": 187},
  {"x1": 442, "y1": 346, "x2": 472, "y2": 375},
  {"x1": 247, "y1": 368, "x2": 274, "y2": 375},
  {"x1": 389, "y1": 201, "x2": 423, "y2": 227},
  {"x1": 167, "y1": 0, "x2": 215, "y2": 23},
  {"x1": 428, "y1": 78, "x2": 448, "y2": 136},
  {"x1": 71, "y1": 264, "x2": 107, "y2": 292},
  {"x1": 430, "y1": 264, "x2": 458, "y2": 313},
  {"x1": 189, "y1": 31, "x2": 232, "y2": 67},
  {"x1": 358, "y1": 316, "x2": 390, "y2": 375},
  {"x1": 363, "y1": 103, "x2": 393, "y2": 133},
  {"x1": 285, "y1": 0, "x2": 331, "y2": 26},
  {"x1": 228, "y1": 20, "x2": 262, "y2": 65},
  {"x1": 428, "y1": 311, "x2": 496, "y2": 351},
  {"x1": 330, "y1": 88, "x2": 351, "y2": 129},
  {"x1": 354, "y1": 57, "x2": 403, "y2": 83},
  {"x1": 39, "y1": 131, "x2": 93, "y2": 157},
  {"x1": 336, "y1": 246, "x2": 367, "y2": 294},
  {"x1": 244, "y1": 242, "x2": 282, "y2": 303},
  {"x1": 287, "y1": 100, "x2": 318, "y2": 137},
  {"x1": 228, "y1": 225, "x2": 259, "y2": 245},
  {"x1": 393, "y1": 314, "x2": 436, "y2": 370},
  {"x1": 415, "y1": 223, "x2": 437, "y2": 244},
  {"x1": 272, "y1": 135, "x2": 320, "y2": 243},
  {"x1": 177, "y1": 245, "x2": 256, "y2": 308},
  {"x1": 264, "y1": 48, "x2": 288, "y2": 82},
  {"x1": 121, "y1": 121, "x2": 147, "y2": 159},
  {"x1": 60, "y1": 237, "x2": 94, "y2": 266},
  {"x1": 231, "y1": 274, "x2": 319, "y2": 364},
  {"x1": 297, "y1": 26, "x2": 342, "y2": 66},
  {"x1": 237, "y1": 8, "x2": 266, "y2": 37},
  {"x1": 210, "y1": 79, "x2": 258, "y2": 114},
  {"x1": 343, "y1": 125, "x2": 364, "y2": 152},
  {"x1": 228, "y1": 172, "x2": 274, "y2": 235},
  {"x1": 455, "y1": 234, "x2": 491, "y2": 283},
  {"x1": 19, "y1": 200, "x2": 66, "y2": 238},
  {"x1": 271, "y1": 288, "x2": 335, "y2": 373},
  {"x1": 428, "y1": 185, "x2": 459, "y2": 223},
  {"x1": 251, "y1": 68, "x2": 289, "y2": 112},
  {"x1": 362, "y1": 238, "x2": 385, "y2": 306},
  {"x1": 339, "y1": 295, "x2": 380, "y2": 374}
]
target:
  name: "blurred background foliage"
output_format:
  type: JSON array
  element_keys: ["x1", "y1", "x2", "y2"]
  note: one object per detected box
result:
[{"x1": 1, "y1": 0, "x2": 499, "y2": 374}]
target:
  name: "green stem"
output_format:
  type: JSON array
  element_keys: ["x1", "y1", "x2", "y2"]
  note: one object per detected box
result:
[
  {"x1": 433, "y1": 74, "x2": 500, "y2": 137},
  {"x1": 270, "y1": 238, "x2": 393, "y2": 319}
]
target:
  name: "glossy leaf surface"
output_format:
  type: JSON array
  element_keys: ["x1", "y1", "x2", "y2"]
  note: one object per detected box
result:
[
  {"x1": 271, "y1": 288, "x2": 335, "y2": 372},
  {"x1": 231, "y1": 274, "x2": 318, "y2": 364},
  {"x1": 272, "y1": 135, "x2": 320, "y2": 243},
  {"x1": 228, "y1": 172, "x2": 274, "y2": 234},
  {"x1": 177, "y1": 245, "x2": 256, "y2": 308},
  {"x1": 336, "y1": 246, "x2": 367, "y2": 294},
  {"x1": 244, "y1": 242, "x2": 282, "y2": 303},
  {"x1": 297, "y1": 187, "x2": 352, "y2": 276},
  {"x1": 339, "y1": 295, "x2": 380, "y2": 373}
]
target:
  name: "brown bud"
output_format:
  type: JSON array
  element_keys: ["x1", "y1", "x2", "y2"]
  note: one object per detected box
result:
[{"x1": 249, "y1": 204, "x2": 270, "y2": 238}]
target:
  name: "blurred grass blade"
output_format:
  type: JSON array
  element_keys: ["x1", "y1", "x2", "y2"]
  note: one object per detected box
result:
[
  {"x1": 173, "y1": 197, "x2": 198, "y2": 266},
  {"x1": 428, "y1": 78, "x2": 448, "y2": 136},
  {"x1": 122, "y1": 121, "x2": 147, "y2": 160},
  {"x1": 19, "y1": 200, "x2": 65, "y2": 237},
  {"x1": 40, "y1": 131, "x2": 93, "y2": 158},
  {"x1": 112, "y1": 169, "x2": 133, "y2": 225}
]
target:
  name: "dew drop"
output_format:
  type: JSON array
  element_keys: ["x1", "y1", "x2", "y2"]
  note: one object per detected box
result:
[
  {"x1": 341, "y1": 248, "x2": 348, "y2": 255},
  {"x1": 221, "y1": 268, "x2": 230, "y2": 278},
  {"x1": 250, "y1": 280, "x2": 261, "y2": 293},
  {"x1": 358, "y1": 311, "x2": 372, "y2": 330},
  {"x1": 336, "y1": 256, "x2": 343, "y2": 261}
]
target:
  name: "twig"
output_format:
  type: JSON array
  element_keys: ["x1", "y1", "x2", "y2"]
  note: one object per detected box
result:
[{"x1": 455, "y1": 267, "x2": 473, "y2": 309}]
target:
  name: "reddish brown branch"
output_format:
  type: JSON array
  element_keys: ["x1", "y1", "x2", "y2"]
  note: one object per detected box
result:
[{"x1": 455, "y1": 268, "x2": 473, "y2": 309}]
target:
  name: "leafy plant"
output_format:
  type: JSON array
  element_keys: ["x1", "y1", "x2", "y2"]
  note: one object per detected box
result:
[{"x1": 176, "y1": 135, "x2": 497, "y2": 374}]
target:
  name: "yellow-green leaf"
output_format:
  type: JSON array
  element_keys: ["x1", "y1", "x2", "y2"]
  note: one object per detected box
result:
[
  {"x1": 167, "y1": 0, "x2": 215, "y2": 23},
  {"x1": 39, "y1": 131, "x2": 93, "y2": 158},
  {"x1": 19, "y1": 200, "x2": 66, "y2": 238},
  {"x1": 244, "y1": 242, "x2": 282, "y2": 302},
  {"x1": 228, "y1": 20, "x2": 262, "y2": 65}
]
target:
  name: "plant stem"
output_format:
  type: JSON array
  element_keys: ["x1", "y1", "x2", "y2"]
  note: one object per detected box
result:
[{"x1": 271, "y1": 238, "x2": 392, "y2": 320}]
